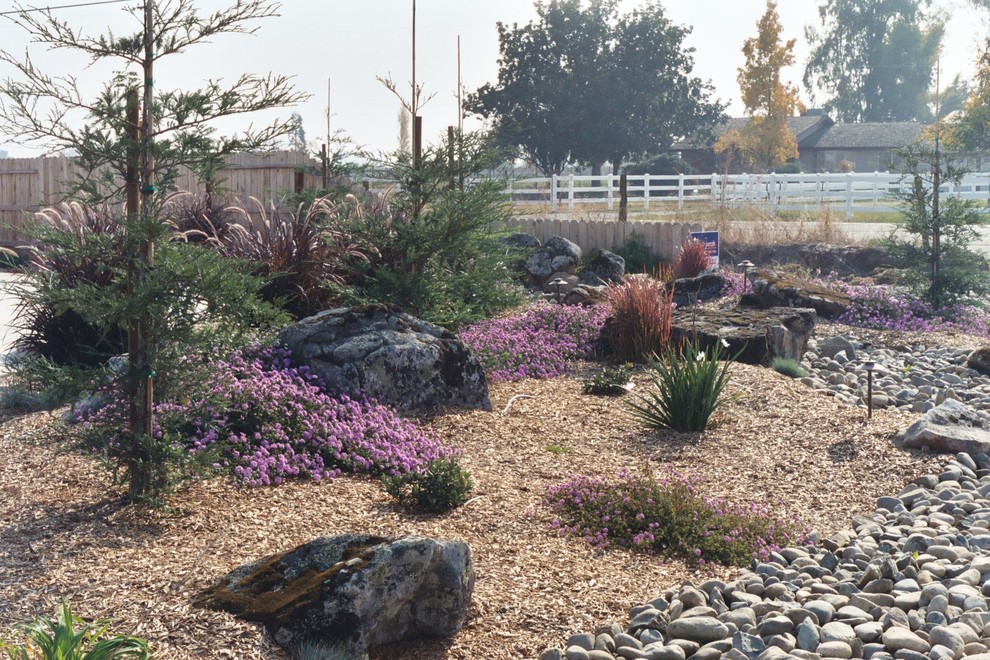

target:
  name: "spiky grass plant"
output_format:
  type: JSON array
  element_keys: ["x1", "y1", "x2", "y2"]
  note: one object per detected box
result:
[
  {"x1": 0, "y1": 600, "x2": 150, "y2": 659},
  {"x1": 770, "y1": 357, "x2": 809, "y2": 378},
  {"x1": 222, "y1": 196, "x2": 370, "y2": 319},
  {"x1": 161, "y1": 191, "x2": 239, "y2": 244},
  {"x1": 604, "y1": 274, "x2": 674, "y2": 363},
  {"x1": 11, "y1": 202, "x2": 127, "y2": 366},
  {"x1": 626, "y1": 339, "x2": 736, "y2": 432},
  {"x1": 672, "y1": 237, "x2": 712, "y2": 279}
]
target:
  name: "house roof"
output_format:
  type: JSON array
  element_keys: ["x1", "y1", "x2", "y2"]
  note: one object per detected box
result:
[
  {"x1": 803, "y1": 122, "x2": 926, "y2": 149},
  {"x1": 674, "y1": 116, "x2": 928, "y2": 152},
  {"x1": 674, "y1": 115, "x2": 832, "y2": 150}
]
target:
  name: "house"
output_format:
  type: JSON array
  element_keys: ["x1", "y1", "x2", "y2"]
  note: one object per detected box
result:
[{"x1": 674, "y1": 112, "x2": 927, "y2": 174}]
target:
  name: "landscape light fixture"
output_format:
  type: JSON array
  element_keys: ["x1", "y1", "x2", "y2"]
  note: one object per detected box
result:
[
  {"x1": 548, "y1": 277, "x2": 568, "y2": 303},
  {"x1": 863, "y1": 360, "x2": 876, "y2": 419},
  {"x1": 737, "y1": 260, "x2": 755, "y2": 292}
]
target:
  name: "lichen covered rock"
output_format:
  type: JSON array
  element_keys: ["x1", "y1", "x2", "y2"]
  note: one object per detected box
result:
[
  {"x1": 746, "y1": 268, "x2": 850, "y2": 319},
  {"x1": 277, "y1": 304, "x2": 491, "y2": 412},
  {"x1": 196, "y1": 534, "x2": 474, "y2": 657}
]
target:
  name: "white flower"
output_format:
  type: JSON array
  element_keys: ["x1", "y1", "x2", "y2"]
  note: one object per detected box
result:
[
  {"x1": 720, "y1": 337, "x2": 730, "y2": 348},
  {"x1": 696, "y1": 351, "x2": 705, "y2": 362}
]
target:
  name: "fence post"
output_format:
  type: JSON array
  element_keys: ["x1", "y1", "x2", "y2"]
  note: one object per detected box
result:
[
  {"x1": 644, "y1": 173, "x2": 651, "y2": 211},
  {"x1": 568, "y1": 174, "x2": 575, "y2": 212},
  {"x1": 711, "y1": 173, "x2": 718, "y2": 210},
  {"x1": 550, "y1": 174, "x2": 558, "y2": 213},
  {"x1": 678, "y1": 173, "x2": 685, "y2": 210},
  {"x1": 619, "y1": 173, "x2": 628, "y2": 221},
  {"x1": 845, "y1": 173, "x2": 854, "y2": 221},
  {"x1": 607, "y1": 172, "x2": 614, "y2": 211},
  {"x1": 768, "y1": 173, "x2": 777, "y2": 214}
]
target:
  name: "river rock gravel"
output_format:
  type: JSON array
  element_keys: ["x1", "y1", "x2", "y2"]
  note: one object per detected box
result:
[
  {"x1": 540, "y1": 451, "x2": 990, "y2": 660},
  {"x1": 798, "y1": 336, "x2": 990, "y2": 421}
]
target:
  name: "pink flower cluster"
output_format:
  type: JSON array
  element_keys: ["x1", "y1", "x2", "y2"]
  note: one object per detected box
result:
[
  {"x1": 80, "y1": 345, "x2": 453, "y2": 487},
  {"x1": 542, "y1": 468, "x2": 806, "y2": 567},
  {"x1": 459, "y1": 302, "x2": 609, "y2": 382}
]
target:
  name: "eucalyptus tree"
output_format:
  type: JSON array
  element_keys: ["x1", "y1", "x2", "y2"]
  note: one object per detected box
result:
[{"x1": 804, "y1": 0, "x2": 943, "y2": 122}]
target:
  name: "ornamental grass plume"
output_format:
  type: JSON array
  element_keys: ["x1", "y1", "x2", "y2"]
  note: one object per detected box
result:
[
  {"x1": 603, "y1": 274, "x2": 674, "y2": 363},
  {"x1": 672, "y1": 238, "x2": 712, "y2": 279}
]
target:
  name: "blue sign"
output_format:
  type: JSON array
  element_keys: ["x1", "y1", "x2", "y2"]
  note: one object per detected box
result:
[{"x1": 690, "y1": 230, "x2": 720, "y2": 268}]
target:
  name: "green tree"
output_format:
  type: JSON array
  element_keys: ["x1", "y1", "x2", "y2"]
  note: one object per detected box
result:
[
  {"x1": 804, "y1": 0, "x2": 943, "y2": 122},
  {"x1": 884, "y1": 143, "x2": 989, "y2": 308},
  {"x1": 946, "y1": 39, "x2": 990, "y2": 151},
  {"x1": 724, "y1": 0, "x2": 803, "y2": 172},
  {"x1": 351, "y1": 131, "x2": 526, "y2": 329},
  {"x1": 0, "y1": 0, "x2": 302, "y2": 504},
  {"x1": 467, "y1": 0, "x2": 723, "y2": 175}
]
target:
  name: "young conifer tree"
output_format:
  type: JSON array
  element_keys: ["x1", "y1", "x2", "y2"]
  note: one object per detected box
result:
[{"x1": 0, "y1": 0, "x2": 307, "y2": 503}]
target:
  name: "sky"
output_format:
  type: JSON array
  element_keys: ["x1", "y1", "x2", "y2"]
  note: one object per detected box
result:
[{"x1": 0, "y1": 0, "x2": 986, "y2": 157}]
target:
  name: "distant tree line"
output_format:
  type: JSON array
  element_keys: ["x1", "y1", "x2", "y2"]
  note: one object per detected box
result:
[{"x1": 470, "y1": 0, "x2": 990, "y2": 176}]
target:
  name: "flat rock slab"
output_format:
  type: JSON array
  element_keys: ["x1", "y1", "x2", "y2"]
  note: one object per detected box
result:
[
  {"x1": 899, "y1": 399, "x2": 990, "y2": 454},
  {"x1": 671, "y1": 306, "x2": 817, "y2": 366},
  {"x1": 746, "y1": 268, "x2": 850, "y2": 319}
]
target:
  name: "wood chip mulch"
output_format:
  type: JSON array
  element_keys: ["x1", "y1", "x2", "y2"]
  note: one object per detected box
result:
[{"x1": 0, "y1": 327, "x2": 961, "y2": 659}]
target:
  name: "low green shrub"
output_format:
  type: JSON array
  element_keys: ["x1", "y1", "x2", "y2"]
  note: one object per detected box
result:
[
  {"x1": 582, "y1": 363, "x2": 633, "y2": 395},
  {"x1": 770, "y1": 357, "x2": 809, "y2": 378},
  {"x1": 382, "y1": 458, "x2": 474, "y2": 513},
  {"x1": 543, "y1": 468, "x2": 807, "y2": 566},
  {"x1": 0, "y1": 600, "x2": 150, "y2": 659},
  {"x1": 626, "y1": 339, "x2": 736, "y2": 432},
  {"x1": 611, "y1": 232, "x2": 662, "y2": 274}
]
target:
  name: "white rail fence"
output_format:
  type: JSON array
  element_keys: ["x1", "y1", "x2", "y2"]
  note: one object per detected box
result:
[{"x1": 501, "y1": 172, "x2": 990, "y2": 218}]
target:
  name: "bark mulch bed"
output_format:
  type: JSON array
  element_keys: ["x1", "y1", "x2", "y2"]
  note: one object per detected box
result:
[{"x1": 0, "y1": 329, "x2": 959, "y2": 659}]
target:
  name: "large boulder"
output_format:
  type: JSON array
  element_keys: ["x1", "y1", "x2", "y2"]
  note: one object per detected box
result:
[
  {"x1": 196, "y1": 534, "x2": 474, "y2": 657},
  {"x1": 524, "y1": 235, "x2": 582, "y2": 288},
  {"x1": 967, "y1": 346, "x2": 990, "y2": 376},
  {"x1": 745, "y1": 268, "x2": 850, "y2": 319},
  {"x1": 578, "y1": 250, "x2": 625, "y2": 286},
  {"x1": 669, "y1": 306, "x2": 817, "y2": 366},
  {"x1": 816, "y1": 335, "x2": 857, "y2": 361},
  {"x1": 500, "y1": 232, "x2": 542, "y2": 278},
  {"x1": 898, "y1": 399, "x2": 990, "y2": 454},
  {"x1": 670, "y1": 272, "x2": 726, "y2": 308},
  {"x1": 277, "y1": 304, "x2": 491, "y2": 412}
]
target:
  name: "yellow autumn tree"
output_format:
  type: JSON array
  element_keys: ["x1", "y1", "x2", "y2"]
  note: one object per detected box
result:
[{"x1": 731, "y1": 0, "x2": 804, "y2": 172}]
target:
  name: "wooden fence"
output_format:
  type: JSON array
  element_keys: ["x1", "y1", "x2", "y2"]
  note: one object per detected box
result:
[
  {"x1": 497, "y1": 218, "x2": 702, "y2": 262},
  {"x1": 0, "y1": 151, "x2": 323, "y2": 245}
]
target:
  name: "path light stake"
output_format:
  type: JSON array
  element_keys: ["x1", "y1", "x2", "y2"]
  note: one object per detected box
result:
[
  {"x1": 864, "y1": 360, "x2": 876, "y2": 419},
  {"x1": 737, "y1": 260, "x2": 755, "y2": 292},
  {"x1": 548, "y1": 277, "x2": 568, "y2": 304}
]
